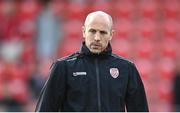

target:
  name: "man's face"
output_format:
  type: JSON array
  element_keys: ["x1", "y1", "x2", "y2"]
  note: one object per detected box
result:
[{"x1": 82, "y1": 17, "x2": 113, "y2": 54}]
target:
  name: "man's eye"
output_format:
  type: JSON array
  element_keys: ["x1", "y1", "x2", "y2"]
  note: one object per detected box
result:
[
  {"x1": 89, "y1": 29, "x2": 96, "y2": 34},
  {"x1": 100, "y1": 31, "x2": 107, "y2": 34}
]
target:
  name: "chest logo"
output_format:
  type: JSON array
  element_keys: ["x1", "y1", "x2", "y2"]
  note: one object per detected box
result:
[
  {"x1": 110, "y1": 68, "x2": 119, "y2": 78},
  {"x1": 73, "y1": 72, "x2": 87, "y2": 76}
]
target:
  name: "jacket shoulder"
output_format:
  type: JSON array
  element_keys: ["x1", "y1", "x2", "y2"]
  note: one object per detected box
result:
[
  {"x1": 57, "y1": 52, "x2": 80, "y2": 62},
  {"x1": 49, "y1": 52, "x2": 80, "y2": 69},
  {"x1": 111, "y1": 53, "x2": 134, "y2": 65}
]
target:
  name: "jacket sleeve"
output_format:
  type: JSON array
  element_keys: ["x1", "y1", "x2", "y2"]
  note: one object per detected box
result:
[
  {"x1": 35, "y1": 60, "x2": 67, "y2": 112},
  {"x1": 125, "y1": 62, "x2": 149, "y2": 112}
]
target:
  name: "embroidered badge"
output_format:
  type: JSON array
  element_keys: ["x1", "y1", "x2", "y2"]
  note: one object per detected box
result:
[{"x1": 110, "y1": 68, "x2": 119, "y2": 78}]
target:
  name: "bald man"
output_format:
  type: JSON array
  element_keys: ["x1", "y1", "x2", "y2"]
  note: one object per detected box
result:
[{"x1": 35, "y1": 11, "x2": 149, "y2": 112}]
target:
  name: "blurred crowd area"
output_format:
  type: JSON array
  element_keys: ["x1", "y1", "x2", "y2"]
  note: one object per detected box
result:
[{"x1": 0, "y1": 0, "x2": 180, "y2": 112}]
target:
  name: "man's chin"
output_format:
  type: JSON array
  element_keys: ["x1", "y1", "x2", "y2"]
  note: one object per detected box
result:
[{"x1": 90, "y1": 49, "x2": 102, "y2": 54}]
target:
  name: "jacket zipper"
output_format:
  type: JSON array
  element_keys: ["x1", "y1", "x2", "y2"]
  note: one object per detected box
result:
[{"x1": 95, "y1": 58, "x2": 101, "y2": 111}]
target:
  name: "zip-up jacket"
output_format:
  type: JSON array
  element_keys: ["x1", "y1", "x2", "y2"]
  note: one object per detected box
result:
[{"x1": 35, "y1": 42, "x2": 149, "y2": 112}]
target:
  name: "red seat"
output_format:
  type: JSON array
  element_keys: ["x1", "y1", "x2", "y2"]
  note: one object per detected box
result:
[
  {"x1": 135, "y1": 19, "x2": 157, "y2": 40},
  {"x1": 0, "y1": 61, "x2": 4, "y2": 100},
  {"x1": 157, "y1": 57, "x2": 175, "y2": 80},
  {"x1": 7, "y1": 79, "x2": 29, "y2": 104},
  {"x1": 0, "y1": 82, "x2": 4, "y2": 100},
  {"x1": 114, "y1": 20, "x2": 133, "y2": 39},
  {"x1": 111, "y1": 39, "x2": 131, "y2": 58},
  {"x1": 160, "y1": 39, "x2": 178, "y2": 59},
  {"x1": 21, "y1": 40, "x2": 36, "y2": 63},
  {"x1": 91, "y1": 2, "x2": 111, "y2": 14},
  {"x1": 135, "y1": 39, "x2": 155, "y2": 59},
  {"x1": 66, "y1": 2, "x2": 87, "y2": 21},
  {"x1": 138, "y1": 1, "x2": 158, "y2": 20},
  {"x1": 0, "y1": 60, "x2": 4, "y2": 80},
  {"x1": 134, "y1": 58, "x2": 154, "y2": 81},
  {"x1": 6, "y1": 62, "x2": 30, "y2": 81},
  {"x1": 114, "y1": 1, "x2": 135, "y2": 20},
  {"x1": 62, "y1": 20, "x2": 83, "y2": 39},
  {"x1": 58, "y1": 39, "x2": 81, "y2": 57},
  {"x1": 18, "y1": 19, "x2": 36, "y2": 40},
  {"x1": 39, "y1": 60, "x2": 53, "y2": 78},
  {"x1": 156, "y1": 101, "x2": 172, "y2": 112},
  {"x1": 162, "y1": 1, "x2": 179, "y2": 19},
  {"x1": 51, "y1": 0, "x2": 69, "y2": 17},
  {"x1": 160, "y1": 19, "x2": 179, "y2": 39},
  {"x1": 18, "y1": 0, "x2": 41, "y2": 20},
  {"x1": 157, "y1": 80, "x2": 173, "y2": 112}
]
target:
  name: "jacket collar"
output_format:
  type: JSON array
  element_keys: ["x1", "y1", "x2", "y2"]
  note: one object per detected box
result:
[{"x1": 80, "y1": 42, "x2": 112, "y2": 57}]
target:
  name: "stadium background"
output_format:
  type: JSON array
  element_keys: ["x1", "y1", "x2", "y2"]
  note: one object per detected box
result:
[{"x1": 0, "y1": 0, "x2": 180, "y2": 111}]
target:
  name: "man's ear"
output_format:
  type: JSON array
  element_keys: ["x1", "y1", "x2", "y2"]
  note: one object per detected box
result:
[
  {"x1": 82, "y1": 26, "x2": 86, "y2": 38},
  {"x1": 109, "y1": 29, "x2": 114, "y2": 41}
]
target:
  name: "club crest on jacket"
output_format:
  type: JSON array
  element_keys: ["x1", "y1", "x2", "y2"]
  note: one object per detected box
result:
[{"x1": 110, "y1": 68, "x2": 119, "y2": 78}]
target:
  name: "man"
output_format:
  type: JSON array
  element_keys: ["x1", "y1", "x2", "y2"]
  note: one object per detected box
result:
[{"x1": 35, "y1": 11, "x2": 149, "y2": 112}]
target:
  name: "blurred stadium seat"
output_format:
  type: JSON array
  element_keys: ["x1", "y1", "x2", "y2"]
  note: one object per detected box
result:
[
  {"x1": 162, "y1": 0, "x2": 180, "y2": 20},
  {"x1": 66, "y1": 2, "x2": 87, "y2": 21},
  {"x1": 137, "y1": 0, "x2": 158, "y2": 20},
  {"x1": 113, "y1": 20, "x2": 133, "y2": 39},
  {"x1": 62, "y1": 20, "x2": 83, "y2": 39},
  {"x1": 113, "y1": 0, "x2": 135, "y2": 21},
  {"x1": 135, "y1": 19, "x2": 157, "y2": 40}
]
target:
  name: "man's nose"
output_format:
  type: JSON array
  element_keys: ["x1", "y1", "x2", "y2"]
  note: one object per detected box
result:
[{"x1": 94, "y1": 32, "x2": 101, "y2": 41}]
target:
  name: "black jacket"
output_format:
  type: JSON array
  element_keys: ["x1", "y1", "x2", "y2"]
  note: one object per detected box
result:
[{"x1": 35, "y1": 43, "x2": 149, "y2": 112}]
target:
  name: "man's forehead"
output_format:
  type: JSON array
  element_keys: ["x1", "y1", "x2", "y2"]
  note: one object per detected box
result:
[
  {"x1": 87, "y1": 26, "x2": 109, "y2": 32},
  {"x1": 88, "y1": 15, "x2": 110, "y2": 26},
  {"x1": 86, "y1": 17, "x2": 111, "y2": 31},
  {"x1": 86, "y1": 11, "x2": 110, "y2": 21}
]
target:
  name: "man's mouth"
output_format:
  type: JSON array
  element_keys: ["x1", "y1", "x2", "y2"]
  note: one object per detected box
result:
[{"x1": 91, "y1": 43, "x2": 102, "y2": 49}]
